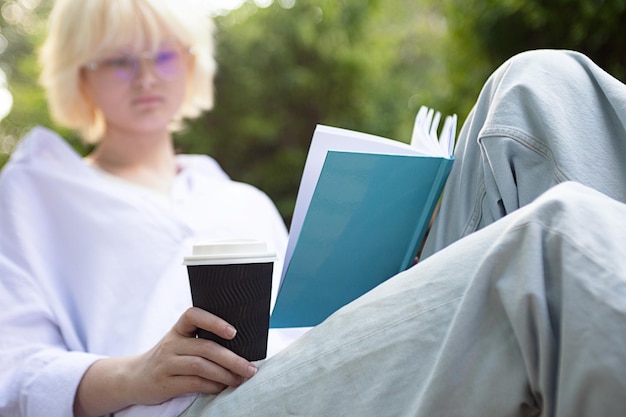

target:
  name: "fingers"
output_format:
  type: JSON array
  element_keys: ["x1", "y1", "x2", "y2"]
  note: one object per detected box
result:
[
  {"x1": 169, "y1": 352, "x2": 243, "y2": 389},
  {"x1": 175, "y1": 307, "x2": 237, "y2": 340},
  {"x1": 175, "y1": 336, "x2": 258, "y2": 383},
  {"x1": 130, "y1": 308, "x2": 261, "y2": 405},
  {"x1": 172, "y1": 308, "x2": 258, "y2": 381}
]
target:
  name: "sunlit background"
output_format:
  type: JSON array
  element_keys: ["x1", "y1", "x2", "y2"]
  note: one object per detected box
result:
[
  {"x1": 0, "y1": 0, "x2": 31, "y2": 124},
  {"x1": 2, "y1": 0, "x2": 626, "y2": 221}
]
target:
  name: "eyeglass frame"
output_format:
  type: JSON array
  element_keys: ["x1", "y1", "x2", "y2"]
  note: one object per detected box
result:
[{"x1": 83, "y1": 45, "x2": 194, "y2": 83}]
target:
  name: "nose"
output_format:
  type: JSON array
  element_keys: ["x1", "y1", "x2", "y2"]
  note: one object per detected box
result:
[{"x1": 133, "y1": 58, "x2": 158, "y2": 88}]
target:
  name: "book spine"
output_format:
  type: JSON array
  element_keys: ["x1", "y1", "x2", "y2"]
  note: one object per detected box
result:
[{"x1": 400, "y1": 158, "x2": 453, "y2": 269}]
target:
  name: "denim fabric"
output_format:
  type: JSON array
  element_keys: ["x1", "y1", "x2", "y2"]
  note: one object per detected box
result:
[
  {"x1": 180, "y1": 50, "x2": 626, "y2": 416},
  {"x1": 422, "y1": 49, "x2": 626, "y2": 258}
]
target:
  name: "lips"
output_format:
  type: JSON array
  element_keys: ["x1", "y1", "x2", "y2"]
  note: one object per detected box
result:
[{"x1": 133, "y1": 95, "x2": 164, "y2": 105}]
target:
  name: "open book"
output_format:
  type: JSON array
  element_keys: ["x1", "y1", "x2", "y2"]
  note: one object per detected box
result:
[{"x1": 270, "y1": 106, "x2": 457, "y2": 328}]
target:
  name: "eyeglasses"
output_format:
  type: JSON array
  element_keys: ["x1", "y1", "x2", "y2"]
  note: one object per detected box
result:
[{"x1": 84, "y1": 46, "x2": 189, "y2": 83}]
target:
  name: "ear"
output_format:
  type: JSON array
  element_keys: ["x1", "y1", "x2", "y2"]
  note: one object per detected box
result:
[
  {"x1": 76, "y1": 68, "x2": 103, "y2": 143},
  {"x1": 185, "y1": 48, "x2": 196, "y2": 77},
  {"x1": 78, "y1": 68, "x2": 94, "y2": 103},
  {"x1": 183, "y1": 49, "x2": 196, "y2": 103}
]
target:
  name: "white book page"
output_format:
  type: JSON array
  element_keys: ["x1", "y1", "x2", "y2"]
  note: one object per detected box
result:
[{"x1": 410, "y1": 105, "x2": 457, "y2": 157}]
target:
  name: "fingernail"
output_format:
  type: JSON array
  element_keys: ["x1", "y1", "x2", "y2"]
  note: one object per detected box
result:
[
  {"x1": 225, "y1": 325, "x2": 237, "y2": 339},
  {"x1": 247, "y1": 364, "x2": 257, "y2": 378}
]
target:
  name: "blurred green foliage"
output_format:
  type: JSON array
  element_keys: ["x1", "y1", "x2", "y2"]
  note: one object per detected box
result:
[
  {"x1": 0, "y1": 0, "x2": 83, "y2": 152},
  {"x1": 177, "y1": 0, "x2": 450, "y2": 220},
  {"x1": 1, "y1": 0, "x2": 626, "y2": 224},
  {"x1": 441, "y1": 0, "x2": 626, "y2": 117}
]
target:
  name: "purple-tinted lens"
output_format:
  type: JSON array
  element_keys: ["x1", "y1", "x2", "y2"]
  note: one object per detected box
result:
[
  {"x1": 104, "y1": 56, "x2": 136, "y2": 81},
  {"x1": 95, "y1": 47, "x2": 182, "y2": 82},
  {"x1": 154, "y1": 49, "x2": 181, "y2": 79}
]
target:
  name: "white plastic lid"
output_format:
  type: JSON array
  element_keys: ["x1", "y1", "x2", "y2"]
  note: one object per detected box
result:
[{"x1": 183, "y1": 239, "x2": 277, "y2": 266}]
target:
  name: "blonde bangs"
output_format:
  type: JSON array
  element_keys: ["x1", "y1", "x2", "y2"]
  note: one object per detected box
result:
[{"x1": 85, "y1": 1, "x2": 176, "y2": 60}]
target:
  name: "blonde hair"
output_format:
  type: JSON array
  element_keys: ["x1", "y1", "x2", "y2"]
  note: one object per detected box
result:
[{"x1": 39, "y1": 0, "x2": 217, "y2": 143}]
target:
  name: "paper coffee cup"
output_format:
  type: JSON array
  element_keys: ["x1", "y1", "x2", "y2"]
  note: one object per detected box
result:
[{"x1": 184, "y1": 239, "x2": 276, "y2": 361}]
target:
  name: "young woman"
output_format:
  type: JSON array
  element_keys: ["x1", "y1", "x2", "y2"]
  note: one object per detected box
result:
[
  {"x1": 2, "y1": 1, "x2": 626, "y2": 416},
  {"x1": 0, "y1": 0, "x2": 289, "y2": 415}
]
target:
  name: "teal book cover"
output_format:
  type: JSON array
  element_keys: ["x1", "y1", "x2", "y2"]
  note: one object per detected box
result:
[{"x1": 270, "y1": 109, "x2": 456, "y2": 328}]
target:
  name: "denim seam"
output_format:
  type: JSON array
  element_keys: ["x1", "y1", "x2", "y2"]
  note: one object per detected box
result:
[{"x1": 479, "y1": 125, "x2": 570, "y2": 184}]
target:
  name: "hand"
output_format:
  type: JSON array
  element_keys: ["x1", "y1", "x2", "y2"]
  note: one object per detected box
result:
[
  {"x1": 74, "y1": 307, "x2": 257, "y2": 417},
  {"x1": 129, "y1": 307, "x2": 258, "y2": 404}
]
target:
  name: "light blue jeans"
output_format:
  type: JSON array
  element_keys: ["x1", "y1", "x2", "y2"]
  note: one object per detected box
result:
[
  {"x1": 422, "y1": 49, "x2": 626, "y2": 257},
  {"x1": 181, "y1": 50, "x2": 626, "y2": 416}
]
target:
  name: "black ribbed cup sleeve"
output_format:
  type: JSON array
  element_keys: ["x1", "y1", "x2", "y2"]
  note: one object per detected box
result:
[{"x1": 186, "y1": 262, "x2": 273, "y2": 361}]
